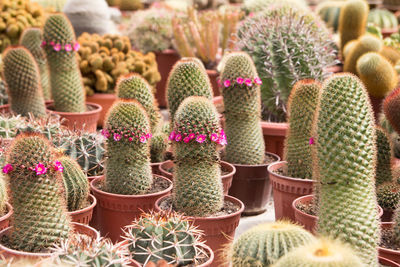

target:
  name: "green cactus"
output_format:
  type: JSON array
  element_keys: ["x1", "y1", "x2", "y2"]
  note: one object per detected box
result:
[
  {"x1": 230, "y1": 221, "x2": 315, "y2": 266},
  {"x1": 384, "y1": 87, "x2": 400, "y2": 135},
  {"x1": 273, "y1": 238, "x2": 364, "y2": 267},
  {"x1": 150, "y1": 133, "x2": 167, "y2": 163},
  {"x1": 343, "y1": 40, "x2": 358, "y2": 60},
  {"x1": 368, "y1": 8, "x2": 398, "y2": 30},
  {"x1": 2, "y1": 46, "x2": 46, "y2": 117},
  {"x1": 315, "y1": 74, "x2": 380, "y2": 266},
  {"x1": 19, "y1": 28, "x2": 51, "y2": 101},
  {"x1": 356, "y1": 52, "x2": 397, "y2": 98},
  {"x1": 166, "y1": 58, "x2": 213, "y2": 124},
  {"x1": 4, "y1": 133, "x2": 72, "y2": 252},
  {"x1": 338, "y1": 0, "x2": 369, "y2": 51},
  {"x1": 285, "y1": 80, "x2": 321, "y2": 180},
  {"x1": 0, "y1": 173, "x2": 7, "y2": 216},
  {"x1": 0, "y1": 115, "x2": 26, "y2": 139},
  {"x1": 317, "y1": 1, "x2": 344, "y2": 32},
  {"x1": 123, "y1": 211, "x2": 207, "y2": 266},
  {"x1": 380, "y1": 46, "x2": 400, "y2": 65},
  {"x1": 172, "y1": 96, "x2": 224, "y2": 217},
  {"x1": 0, "y1": 80, "x2": 9, "y2": 106},
  {"x1": 104, "y1": 100, "x2": 153, "y2": 195},
  {"x1": 391, "y1": 199, "x2": 400, "y2": 243},
  {"x1": 377, "y1": 181, "x2": 400, "y2": 212},
  {"x1": 375, "y1": 127, "x2": 393, "y2": 186},
  {"x1": 58, "y1": 155, "x2": 90, "y2": 212},
  {"x1": 43, "y1": 14, "x2": 85, "y2": 113}
]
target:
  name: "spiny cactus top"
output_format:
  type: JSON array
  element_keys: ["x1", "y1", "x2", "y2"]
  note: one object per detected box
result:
[
  {"x1": 384, "y1": 87, "x2": 400, "y2": 136},
  {"x1": 103, "y1": 100, "x2": 153, "y2": 195},
  {"x1": 285, "y1": 80, "x2": 321, "y2": 180},
  {"x1": 376, "y1": 127, "x2": 393, "y2": 186},
  {"x1": 166, "y1": 58, "x2": 213, "y2": 124},
  {"x1": 4, "y1": 133, "x2": 71, "y2": 252},
  {"x1": 2, "y1": 46, "x2": 46, "y2": 118},
  {"x1": 43, "y1": 13, "x2": 85, "y2": 113},
  {"x1": 172, "y1": 96, "x2": 224, "y2": 217},
  {"x1": 314, "y1": 74, "x2": 379, "y2": 266},
  {"x1": 230, "y1": 221, "x2": 315, "y2": 266}
]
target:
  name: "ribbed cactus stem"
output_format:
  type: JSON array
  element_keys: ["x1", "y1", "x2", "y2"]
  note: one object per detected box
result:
[
  {"x1": 384, "y1": 87, "x2": 400, "y2": 135},
  {"x1": 375, "y1": 127, "x2": 393, "y2": 186}
]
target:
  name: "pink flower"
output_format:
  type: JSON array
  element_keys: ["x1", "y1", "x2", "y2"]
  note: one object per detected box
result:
[
  {"x1": 140, "y1": 136, "x2": 147, "y2": 143},
  {"x1": 196, "y1": 134, "x2": 206, "y2": 143},
  {"x1": 169, "y1": 131, "x2": 176, "y2": 141},
  {"x1": 50, "y1": 41, "x2": 55, "y2": 46},
  {"x1": 183, "y1": 137, "x2": 190, "y2": 143},
  {"x1": 113, "y1": 133, "x2": 122, "y2": 141},
  {"x1": 41, "y1": 41, "x2": 47, "y2": 47},
  {"x1": 35, "y1": 163, "x2": 47, "y2": 175},
  {"x1": 188, "y1": 133, "x2": 195, "y2": 140},
  {"x1": 128, "y1": 137, "x2": 133, "y2": 142},
  {"x1": 2, "y1": 164, "x2": 13, "y2": 174},
  {"x1": 101, "y1": 129, "x2": 110, "y2": 138},
  {"x1": 254, "y1": 77, "x2": 262, "y2": 85},
  {"x1": 245, "y1": 79, "x2": 252, "y2": 86},
  {"x1": 217, "y1": 79, "x2": 221, "y2": 87},
  {"x1": 146, "y1": 133, "x2": 152, "y2": 139},
  {"x1": 224, "y1": 80, "x2": 231, "y2": 88},
  {"x1": 218, "y1": 137, "x2": 227, "y2": 146},
  {"x1": 175, "y1": 134, "x2": 182, "y2": 142},
  {"x1": 64, "y1": 44, "x2": 72, "y2": 52},
  {"x1": 249, "y1": 12, "x2": 255, "y2": 18},
  {"x1": 309, "y1": 137, "x2": 315, "y2": 145},
  {"x1": 53, "y1": 44, "x2": 61, "y2": 51},
  {"x1": 53, "y1": 161, "x2": 63, "y2": 172},
  {"x1": 73, "y1": 42, "x2": 80, "y2": 51},
  {"x1": 210, "y1": 133, "x2": 219, "y2": 142},
  {"x1": 236, "y1": 77, "x2": 244, "y2": 84}
]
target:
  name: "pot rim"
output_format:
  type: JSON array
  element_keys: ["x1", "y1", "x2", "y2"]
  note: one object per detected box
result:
[
  {"x1": 268, "y1": 161, "x2": 314, "y2": 183},
  {"x1": 67, "y1": 194, "x2": 96, "y2": 216},
  {"x1": 154, "y1": 48, "x2": 178, "y2": 55},
  {"x1": 379, "y1": 256, "x2": 400, "y2": 267},
  {"x1": 86, "y1": 93, "x2": 117, "y2": 99},
  {"x1": 292, "y1": 194, "x2": 316, "y2": 220},
  {"x1": 0, "y1": 203, "x2": 13, "y2": 223},
  {"x1": 90, "y1": 175, "x2": 173, "y2": 199},
  {"x1": 46, "y1": 102, "x2": 103, "y2": 116},
  {"x1": 230, "y1": 152, "x2": 280, "y2": 168}
]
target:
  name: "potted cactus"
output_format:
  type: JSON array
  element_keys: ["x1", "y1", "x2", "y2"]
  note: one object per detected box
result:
[
  {"x1": 42, "y1": 14, "x2": 102, "y2": 132},
  {"x1": 368, "y1": 8, "x2": 399, "y2": 37},
  {"x1": 0, "y1": 173, "x2": 12, "y2": 232},
  {"x1": 90, "y1": 100, "x2": 172, "y2": 242}
]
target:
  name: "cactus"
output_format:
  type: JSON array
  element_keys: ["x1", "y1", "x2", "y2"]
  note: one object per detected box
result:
[
  {"x1": 0, "y1": 114, "x2": 26, "y2": 139},
  {"x1": 338, "y1": 0, "x2": 369, "y2": 51},
  {"x1": 0, "y1": 173, "x2": 7, "y2": 215},
  {"x1": 2, "y1": 46, "x2": 46, "y2": 117},
  {"x1": 33, "y1": 0, "x2": 67, "y2": 12},
  {"x1": 343, "y1": 35, "x2": 383, "y2": 74},
  {"x1": 150, "y1": 133, "x2": 168, "y2": 163},
  {"x1": 343, "y1": 40, "x2": 358, "y2": 60},
  {"x1": 315, "y1": 74, "x2": 380, "y2": 266},
  {"x1": 0, "y1": 80, "x2": 8, "y2": 106},
  {"x1": 19, "y1": 28, "x2": 51, "y2": 101},
  {"x1": 43, "y1": 14, "x2": 85, "y2": 113},
  {"x1": 172, "y1": 96, "x2": 224, "y2": 217},
  {"x1": 391, "y1": 198, "x2": 400, "y2": 243},
  {"x1": 123, "y1": 211, "x2": 208, "y2": 266},
  {"x1": 4, "y1": 133, "x2": 72, "y2": 252},
  {"x1": 380, "y1": 45, "x2": 400, "y2": 65},
  {"x1": 219, "y1": 52, "x2": 265, "y2": 165},
  {"x1": 230, "y1": 221, "x2": 315, "y2": 266},
  {"x1": 166, "y1": 58, "x2": 213, "y2": 124},
  {"x1": 119, "y1": 0, "x2": 143, "y2": 10},
  {"x1": 384, "y1": 87, "x2": 400, "y2": 135},
  {"x1": 317, "y1": 1, "x2": 344, "y2": 32},
  {"x1": 356, "y1": 52, "x2": 397, "y2": 98},
  {"x1": 243, "y1": 0, "x2": 308, "y2": 13},
  {"x1": 375, "y1": 127, "x2": 394, "y2": 186},
  {"x1": 103, "y1": 100, "x2": 153, "y2": 195},
  {"x1": 368, "y1": 8, "x2": 398, "y2": 30},
  {"x1": 284, "y1": 80, "x2": 321, "y2": 180},
  {"x1": 273, "y1": 238, "x2": 364, "y2": 267},
  {"x1": 377, "y1": 181, "x2": 400, "y2": 212}
]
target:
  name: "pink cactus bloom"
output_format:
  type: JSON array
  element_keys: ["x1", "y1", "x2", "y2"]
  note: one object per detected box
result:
[
  {"x1": 53, "y1": 44, "x2": 61, "y2": 51},
  {"x1": 140, "y1": 136, "x2": 147, "y2": 143},
  {"x1": 50, "y1": 41, "x2": 55, "y2": 46},
  {"x1": 245, "y1": 79, "x2": 252, "y2": 86},
  {"x1": 188, "y1": 133, "x2": 195, "y2": 140},
  {"x1": 254, "y1": 77, "x2": 262, "y2": 85},
  {"x1": 53, "y1": 161, "x2": 63, "y2": 172},
  {"x1": 224, "y1": 80, "x2": 231, "y2": 87},
  {"x1": 183, "y1": 137, "x2": 190, "y2": 143},
  {"x1": 64, "y1": 44, "x2": 72, "y2": 52},
  {"x1": 169, "y1": 131, "x2": 176, "y2": 140},
  {"x1": 35, "y1": 163, "x2": 47, "y2": 175},
  {"x1": 41, "y1": 41, "x2": 47, "y2": 47},
  {"x1": 146, "y1": 133, "x2": 152, "y2": 139},
  {"x1": 175, "y1": 134, "x2": 182, "y2": 142},
  {"x1": 2, "y1": 164, "x2": 13, "y2": 174},
  {"x1": 236, "y1": 77, "x2": 244, "y2": 84},
  {"x1": 73, "y1": 42, "x2": 80, "y2": 51},
  {"x1": 196, "y1": 134, "x2": 206, "y2": 143},
  {"x1": 309, "y1": 137, "x2": 315, "y2": 145},
  {"x1": 210, "y1": 133, "x2": 219, "y2": 142},
  {"x1": 101, "y1": 129, "x2": 110, "y2": 138},
  {"x1": 113, "y1": 133, "x2": 122, "y2": 141}
]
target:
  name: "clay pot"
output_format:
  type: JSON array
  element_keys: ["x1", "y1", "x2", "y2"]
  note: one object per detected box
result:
[
  {"x1": 155, "y1": 195, "x2": 244, "y2": 267},
  {"x1": 268, "y1": 161, "x2": 315, "y2": 221},
  {"x1": 206, "y1": 69, "x2": 220, "y2": 97},
  {"x1": 325, "y1": 64, "x2": 343, "y2": 74},
  {"x1": 228, "y1": 152, "x2": 280, "y2": 216},
  {"x1": 0, "y1": 203, "x2": 12, "y2": 231},
  {"x1": 150, "y1": 161, "x2": 165, "y2": 176},
  {"x1": 86, "y1": 93, "x2": 116, "y2": 127},
  {"x1": 68, "y1": 194, "x2": 96, "y2": 225},
  {"x1": 380, "y1": 256, "x2": 400, "y2": 267},
  {"x1": 90, "y1": 175, "x2": 173, "y2": 242},
  {"x1": 46, "y1": 102, "x2": 102, "y2": 133},
  {"x1": 379, "y1": 222, "x2": 400, "y2": 264},
  {"x1": 382, "y1": 28, "x2": 399, "y2": 38},
  {"x1": 260, "y1": 122, "x2": 288, "y2": 159},
  {"x1": 154, "y1": 49, "x2": 180, "y2": 108},
  {"x1": 0, "y1": 222, "x2": 99, "y2": 260},
  {"x1": 0, "y1": 104, "x2": 10, "y2": 114},
  {"x1": 87, "y1": 175, "x2": 102, "y2": 230},
  {"x1": 158, "y1": 160, "x2": 235, "y2": 195}
]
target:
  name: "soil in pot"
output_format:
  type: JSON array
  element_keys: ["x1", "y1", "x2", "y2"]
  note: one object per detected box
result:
[
  {"x1": 379, "y1": 222, "x2": 400, "y2": 264},
  {"x1": 0, "y1": 203, "x2": 12, "y2": 231},
  {"x1": 68, "y1": 194, "x2": 96, "y2": 225}
]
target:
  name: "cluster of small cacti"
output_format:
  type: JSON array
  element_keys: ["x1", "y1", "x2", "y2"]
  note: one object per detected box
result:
[
  {"x1": 368, "y1": 8, "x2": 398, "y2": 30},
  {"x1": 0, "y1": 0, "x2": 45, "y2": 53},
  {"x1": 77, "y1": 33, "x2": 161, "y2": 96}
]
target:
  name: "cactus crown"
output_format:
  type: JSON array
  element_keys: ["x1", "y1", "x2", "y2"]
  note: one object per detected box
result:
[{"x1": 377, "y1": 181, "x2": 400, "y2": 211}]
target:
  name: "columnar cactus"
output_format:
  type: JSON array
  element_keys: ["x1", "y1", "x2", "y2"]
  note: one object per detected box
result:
[
  {"x1": 0, "y1": 174, "x2": 7, "y2": 215},
  {"x1": 285, "y1": 80, "x2": 321, "y2": 180},
  {"x1": 375, "y1": 127, "x2": 393, "y2": 186},
  {"x1": 314, "y1": 74, "x2": 380, "y2": 266},
  {"x1": 150, "y1": 133, "x2": 168, "y2": 163},
  {"x1": 2, "y1": 46, "x2": 46, "y2": 117},
  {"x1": 391, "y1": 202, "x2": 400, "y2": 243},
  {"x1": 4, "y1": 133, "x2": 72, "y2": 252},
  {"x1": 230, "y1": 221, "x2": 315, "y2": 266},
  {"x1": 219, "y1": 52, "x2": 265, "y2": 165},
  {"x1": 384, "y1": 87, "x2": 400, "y2": 135},
  {"x1": 19, "y1": 28, "x2": 51, "y2": 100},
  {"x1": 43, "y1": 14, "x2": 85, "y2": 113},
  {"x1": 172, "y1": 96, "x2": 224, "y2": 217},
  {"x1": 103, "y1": 100, "x2": 153, "y2": 195}
]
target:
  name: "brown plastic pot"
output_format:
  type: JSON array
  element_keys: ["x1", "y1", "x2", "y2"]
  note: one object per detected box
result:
[
  {"x1": 228, "y1": 152, "x2": 280, "y2": 215},
  {"x1": 379, "y1": 222, "x2": 400, "y2": 264},
  {"x1": 382, "y1": 27, "x2": 399, "y2": 38},
  {"x1": 68, "y1": 194, "x2": 96, "y2": 225},
  {"x1": 0, "y1": 203, "x2": 12, "y2": 231},
  {"x1": 46, "y1": 102, "x2": 102, "y2": 133},
  {"x1": 155, "y1": 195, "x2": 244, "y2": 267},
  {"x1": 87, "y1": 175, "x2": 102, "y2": 230},
  {"x1": 268, "y1": 161, "x2": 315, "y2": 221},
  {"x1": 0, "y1": 104, "x2": 10, "y2": 114},
  {"x1": 90, "y1": 175, "x2": 173, "y2": 242},
  {"x1": 158, "y1": 160, "x2": 235, "y2": 195},
  {"x1": 86, "y1": 93, "x2": 116, "y2": 127},
  {"x1": 260, "y1": 122, "x2": 288, "y2": 159},
  {"x1": 206, "y1": 69, "x2": 220, "y2": 97},
  {"x1": 150, "y1": 161, "x2": 165, "y2": 176},
  {"x1": 380, "y1": 256, "x2": 400, "y2": 267},
  {"x1": 155, "y1": 49, "x2": 180, "y2": 108},
  {"x1": 0, "y1": 222, "x2": 99, "y2": 260}
]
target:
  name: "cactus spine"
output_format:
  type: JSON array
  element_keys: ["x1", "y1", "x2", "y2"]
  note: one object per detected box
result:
[
  {"x1": 285, "y1": 80, "x2": 321, "y2": 179},
  {"x1": 314, "y1": 74, "x2": 380, "y2": 266},
  {"x1": 2, "y1": 46, "x2": 46, "y2": 117},
  {"x1": 43, "y1": 14, "x2": 85, "y2": 113},
  {"x1": 172, "y1": 96, "x2": 224, "y2": 217},
  {"x1": 0, "y1": 174, "x2": 7, "y2": 216},
  {"x1": 384, "y1": 87, "x2": 400, "y2": 135},
  {"x1": 219, "y1": 52, "x2": 265, "y2": 165},
  {"x1": 375, "y1": 127, "x2": 393, "y2": 186}
]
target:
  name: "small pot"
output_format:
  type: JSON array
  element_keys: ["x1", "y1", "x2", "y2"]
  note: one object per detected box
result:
[
  {"x1": 382, "y1": 28, "x2": 399, "y2": 38},
  {"x1": 158, "y1": 160, "x2": 235, "y2": 195},
  {"x1": 46, "y1": 102, "x2": 102, "y2": 133},
  {"x1": 0, "y1": 104, "x2": 10, "y2": 114},
  {"x1": 380, "y1": 256, "x2": 400, "y2": 267},
  {"x1": 379, "y1": 222, "x2": 400, "y2": 264},
  {"x1": 260, "y1": 122, "x2": 288, "y2": 159},
  {"x1": 87, "y1": 175, "x2": 102, "y2": 230},
  {"x1": 155, "y1": 195, "x2": 244, "y2": 267},
  {"x1": 206, "y1": 69, "x2": 220, "y2": 97},
  {"x1": 150, "y1": 161, "x2": 165, "y2": 176},
  {"x1": 90, "y1": 175, "x2": 173, "y2": 242},
  {"x1": 0, "y1": 222, "x2": 99, "y2": 260},
  {"x1": 68, "y1": 194, "x2": 96, "y2": 225},
  {"x1": 228, "y1": 152, "x2": 280, "y2": 215},
  {"x1": 155, "y1": 49, "x2": 180, "y2": 108},
  {"x1": 268, "y1": 161, "x2": 315, "y2": 221},
  {"x1": 86, "y1": 93, "x2": 117, "y2": 127},
  {"x1": 0, "y1": 203, "x2": 13, "y2": 231}
]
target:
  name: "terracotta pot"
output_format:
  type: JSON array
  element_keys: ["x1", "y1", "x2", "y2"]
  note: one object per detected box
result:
[
  {"x1": 86, "y1": 93, "x2": 116, "y2": 127},
  {"x1": 155, "y1": 49, "x2": 180, "y2": 108},
  {"x1": 206, "y1": 69, "x2": 220, "y2": 97},
  {"x1": 228, "y1": 152, "x2": 279, "y2": 215},
  {"x1": 379, "y1": 222, "x2": 400, "y2": 264},
  {"x1": 0, "y1": 222, "x2": 99, "y2": 260},
  {"x1": 46, "y1": 102, "x2": 102, "y2": 133},
  {"x1": 158, "y1": 160, "x2": 235, "y2": 195},
  {"x1": 150, "y1": 161, "x2": 165, "y2": 176},
  {"x1": 0, "y1": 104, "x2": 10, "y2": 114},
  {"x1": 325, "y1": 64, "x2": 343, "y2": 74},
  {"x1": 268, "y1": 161, "x2": 315, "y2": 221},
  {"x1": 90, "y1": 175, "x2": 173, "y2": 242},
  {"x1": 382, "y1": 28, "x2": 399, "y2": 38},
  {"x1": 260, "y1": 122, "x2": 288, "y2": 159},
  {"x1": 155, "y1": 195, "x2": 244, "y2": 267},
  {"x1": 380, "y1": 256, "x2": 400, "y2": 267},
  {"x1": 87, "y1": 175, "x2": 102, "y2": 230},
  {"x1": 0, "y1": 203, "x2": 12, "y2": 231},
  {"x1": 68, "y1": 194, "x2": 96, "y2": 225}
]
